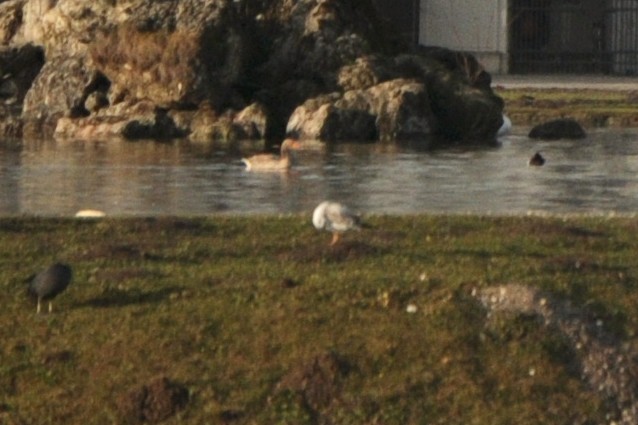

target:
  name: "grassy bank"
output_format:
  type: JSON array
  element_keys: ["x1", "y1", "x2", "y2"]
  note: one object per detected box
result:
[
  {"x1": 1, "y1": 215, "x2": 638, "y2": 424},
  {"x1": 495, "y1": 87, "x2": 638, "y2": 128}
]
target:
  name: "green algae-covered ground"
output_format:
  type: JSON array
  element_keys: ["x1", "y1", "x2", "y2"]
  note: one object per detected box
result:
[
  {"x1": 496, "y1": 88, "x2": 638, "y2": 128},
  {"x1": 1, "y1": 215, "x2": 638, "y2": 424}
]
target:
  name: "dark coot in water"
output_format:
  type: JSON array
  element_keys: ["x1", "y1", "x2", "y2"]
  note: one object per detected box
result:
[
  {"x1": 528, "y1": 151, "x2": 546, "y2": 166},
  {"x1": 28, "y1": 263, "x2": 72, "y2": 314}
]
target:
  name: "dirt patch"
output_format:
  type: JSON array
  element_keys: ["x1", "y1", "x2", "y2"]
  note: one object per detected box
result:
[
  {"x1": 78, "y1": 286, "x2": 181, "y2": 309},
  {"x1": 116, "y1": 376, "x2": 189, "y2": 424},
  {"x1": 42, "y1": 350, "x2": 74, "y2": 366},
  {"x1": 275, "y1": 351, "x2": 351, "y2": 413},
  {"x1": 74, "y1": 243, "x2": 163, "y2": 262},
  {"x1": 280, "y1": 240, "x2": 381, "y2": 263},
  {"x1": 88, "y1": 267, "x2": 164, "y2": 284}
]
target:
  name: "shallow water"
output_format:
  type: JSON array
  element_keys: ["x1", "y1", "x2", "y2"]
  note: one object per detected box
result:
[{"x1": 2, "y1": 129, "x2": 638, "y2": 216}]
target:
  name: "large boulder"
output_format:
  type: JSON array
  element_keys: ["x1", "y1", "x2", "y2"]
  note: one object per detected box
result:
[
  {"x1": 528, "y1": 118, "x2": 587, "y2": 140},
  {"x1": 286, "y1": 94, "x2": 377, "y2": 142},
  {"x1": 287, "y1": 78, "x2": 431, "y2": 142},
  {"x1": 0, "y1": 0, "x2": 504, "y2": 145},
  {"x1": 22, "y1": 55, "x2": 95, "y2": 133},
  {"x1": 403, "y1": 47, "x2": 505, "y2": 142}
]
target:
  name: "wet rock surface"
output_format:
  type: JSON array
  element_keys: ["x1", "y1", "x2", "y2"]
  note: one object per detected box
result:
[{"x1": 474, "y1": 284, "x2": 638, "y2": 425}]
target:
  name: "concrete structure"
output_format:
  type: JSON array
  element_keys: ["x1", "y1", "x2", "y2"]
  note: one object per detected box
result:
[{"x1": 419, "y1": 0, "x2": 508, "y2": 74}]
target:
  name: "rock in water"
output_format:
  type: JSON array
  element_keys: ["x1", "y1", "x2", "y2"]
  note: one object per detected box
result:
[{"x1": 529, "y1": 118, "x2": 586, "y2": 140}]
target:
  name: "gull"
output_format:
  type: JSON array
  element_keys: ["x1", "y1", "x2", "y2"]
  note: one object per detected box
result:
[{"x1": 312, "y1": 201, "x2": 364, "y2": 246}]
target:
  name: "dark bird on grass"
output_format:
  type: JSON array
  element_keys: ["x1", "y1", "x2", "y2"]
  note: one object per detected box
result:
[
  {"x1": 312, "y1": 201, "x2": 365, "y2": 246},
  {"x1": 28, "y1": 263, "x2": 72, "y2": 314},
  {"x1": 528, "y1": 151, "x2": 545, "y2": 167}
]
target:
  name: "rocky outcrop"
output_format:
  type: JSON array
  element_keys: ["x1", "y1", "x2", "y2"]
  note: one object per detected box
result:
[{"x1": 0, "y1": 0, "x2": 504, "y2": 145}]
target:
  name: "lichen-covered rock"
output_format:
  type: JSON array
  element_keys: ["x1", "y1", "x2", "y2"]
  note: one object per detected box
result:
[
  {"x1": 0, "y1": 0, "x2": 24, "y2": 46},
  {"x1": 363, "y1": 78, "x2": 432, "y2": 141},
  {"x1": 20, "y1": 0, "x2": 116, "y2": 56},
  {"x1": 337, "y1": 55, "x2": 396, "y2": 91},
  {"x1": 287, "y1": 78, "x2": 431, "y2": 143},
  {"x1": 54, "y1": 100, "x2": 186, "y2": 141},
  {"x1": 233, "y1": 102, "x2": 269, "y2": 140},
  {"x1": 287, "y1": 93, "x2": 370, "y2": 142},
  {"x1": 23, "y1": 55, "x2": 92, "y2": 119},
  {"x1": 22, "y1": 55, "x2": 94, "y2": 136},
  {"x1": 89, "y1": 11, "x2": 244, "y2": 109},
  {"x1": 186, "y1": 101, "x2": 269, "y2": 144}
]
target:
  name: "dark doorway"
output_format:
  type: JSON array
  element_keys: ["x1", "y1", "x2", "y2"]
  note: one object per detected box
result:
[
  {"x1": 509, "y1": 0, "x2": 611, "y2": 73},
  {"x1": 509, "y1": 0, "x2": 638, "y2": 74},
  {"x1": 509, "y1": 0, "x2": 638, "y2": 75},
  {"x1": 372, "y1": 0, "x2": 420, "y2": 48}
]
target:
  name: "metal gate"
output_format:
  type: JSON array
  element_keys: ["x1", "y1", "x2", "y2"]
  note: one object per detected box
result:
[{"x1": 509, "y1": 0, "x2": 638, "y2": 74}]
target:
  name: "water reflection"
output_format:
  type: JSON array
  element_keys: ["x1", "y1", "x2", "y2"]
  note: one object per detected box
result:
[{"x1": 2, "y1": 129, "x2": 638, "y2": 216}]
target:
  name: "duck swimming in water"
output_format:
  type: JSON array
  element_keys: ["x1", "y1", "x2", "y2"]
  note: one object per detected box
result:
[
  {"x1": 528, "y1": 151, "x2": 545, "y2": 166},
  {"x1": 312, "y1": 201, "x2": 364, "y2": 246},
  {"x1": 241, "y1": 138, "x2": 301, "y2": 172}
]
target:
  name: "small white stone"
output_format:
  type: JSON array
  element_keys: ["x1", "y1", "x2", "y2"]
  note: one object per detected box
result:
[
  {"x1": 406, "y1": 304, "x2": 418, "y2": 314},
  {"x1": 528, "y1": 367, "x2": 536, "y2": 376},
  {"x1": 75, "y1": 209, "x2": 106, "y2": 218}
]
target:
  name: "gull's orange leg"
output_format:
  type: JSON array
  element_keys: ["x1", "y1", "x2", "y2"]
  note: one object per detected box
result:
[{"x1": 330, "y1": 232, "x2": 340, "y2": 246}]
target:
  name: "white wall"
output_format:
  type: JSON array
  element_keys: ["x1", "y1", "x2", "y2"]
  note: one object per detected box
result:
[{"x1": 419, "y1": 0, "x2": 509, "y2": 73}]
